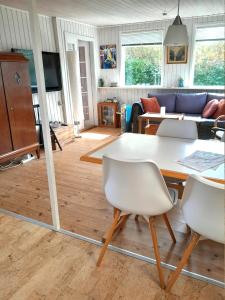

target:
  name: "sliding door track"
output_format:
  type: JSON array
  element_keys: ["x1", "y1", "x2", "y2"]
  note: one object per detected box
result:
[{"x1": 0, "y1": 208, "x2": 224, "y2": 289}]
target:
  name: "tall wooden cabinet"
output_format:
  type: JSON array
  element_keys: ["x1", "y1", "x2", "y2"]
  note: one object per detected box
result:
[{"x1": 0, "y1": 53, "x2": 39, "y2": 163}]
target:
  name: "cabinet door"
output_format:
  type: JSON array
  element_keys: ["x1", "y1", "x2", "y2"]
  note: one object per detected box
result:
[
  {"x1": 0, "y1": 66, "x2": 13, "y2": 155},
  {"x1": 1, "y1": 62, "x2": 37, "y2": 150}
]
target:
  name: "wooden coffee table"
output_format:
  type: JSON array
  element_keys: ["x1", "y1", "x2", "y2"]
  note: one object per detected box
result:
[{"x1": 138, "y1": 113, "x2": 184, "y2": 134}]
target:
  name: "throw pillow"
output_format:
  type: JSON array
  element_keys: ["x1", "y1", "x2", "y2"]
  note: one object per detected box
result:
[
  {"x1": 148, "y1": 93, "x2": 176, "y2": 112},
  {"x1": 212, "y1": 99, "x2": 225, "y2": 119},
  {"x1": 141, "y1": 97, "x2": 160, "y2": 113},
  {"x1": 202, "y1": 99, "x2": 219, "y2": 118}
]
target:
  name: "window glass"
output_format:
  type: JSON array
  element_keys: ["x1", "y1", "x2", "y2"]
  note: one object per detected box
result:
[
  {"x1": 121, "y1": 31, "x2": 163, "y2": 86},
  {"x1": 193, "y1": 26, "x2": 225, "y2": 86}
]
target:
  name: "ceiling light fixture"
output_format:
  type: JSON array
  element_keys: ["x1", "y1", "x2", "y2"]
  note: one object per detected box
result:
[{"x1": 164, "y1": 0, "x2": 188, "y2": 46}]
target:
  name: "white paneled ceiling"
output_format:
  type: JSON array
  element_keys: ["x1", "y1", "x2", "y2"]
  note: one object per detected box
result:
[{"x1": 0, "y1": 0, "x2": 224, "y2": 26}]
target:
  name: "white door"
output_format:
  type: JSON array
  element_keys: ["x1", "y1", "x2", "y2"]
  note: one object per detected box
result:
[{"x1": 78, "y1": 41, "x2": 94, "y2": 129}]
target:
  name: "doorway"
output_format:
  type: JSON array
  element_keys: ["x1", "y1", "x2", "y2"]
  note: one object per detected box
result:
[{"x1": 78, "y1": 41, "x2": 94, "y2": 129}]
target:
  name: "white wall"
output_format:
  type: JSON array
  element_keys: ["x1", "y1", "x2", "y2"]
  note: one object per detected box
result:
[
  {"x1": 97, "y1": 14, "x2": 224, "y2": 104},
  {"x1": 0, "y1": 4, "x2": 64, "y2": 122},
  {"x1": 1, "y1": 4, "x2": 223, "y2": 118}
]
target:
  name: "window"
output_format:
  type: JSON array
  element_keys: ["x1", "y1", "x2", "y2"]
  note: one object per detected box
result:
[
  {"x1": 121, "y1": 31, "x2": 163, "y2": 86},
  {"x1": 193, "y1": 26, "x2": 225, "y2": 86}
]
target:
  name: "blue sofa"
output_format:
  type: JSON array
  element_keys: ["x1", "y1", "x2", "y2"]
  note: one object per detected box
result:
[{"x1": 130, "y1": 92, "x2": 225, "y2": 139}]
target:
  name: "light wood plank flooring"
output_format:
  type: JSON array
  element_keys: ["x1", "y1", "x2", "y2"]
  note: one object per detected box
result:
[
  {"x1": 0, "y1": 213, "x2": 224, "y2": 300},
  {"x1": 0, "y1": 127, "x2": 224, "y2": 283}
]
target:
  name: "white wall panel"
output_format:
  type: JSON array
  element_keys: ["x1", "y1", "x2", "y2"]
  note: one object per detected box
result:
[
  {"x1": 0, "y1": 4, "x2": 63, "y2": 122},
  {"x1": 98, "y1": 14, "x2": 224, "y2": 104}
]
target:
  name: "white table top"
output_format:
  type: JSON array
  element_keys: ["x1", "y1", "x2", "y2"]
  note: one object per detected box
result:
[{"x1": 88, "y1": 133, "x2": 224, "y2": 183}]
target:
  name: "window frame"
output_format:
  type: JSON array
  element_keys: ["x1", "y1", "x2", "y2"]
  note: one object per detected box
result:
[
  {"x1": 191, "y1": 23, "x2": 225, "y2": 88},
  {"x1": 119, "y1": 30, "x2": 164, "y2": 87}
]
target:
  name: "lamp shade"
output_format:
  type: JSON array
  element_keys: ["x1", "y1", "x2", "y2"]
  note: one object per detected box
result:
[{"x1": 164, "y1": 24, "x2": 189, "y2": 46}]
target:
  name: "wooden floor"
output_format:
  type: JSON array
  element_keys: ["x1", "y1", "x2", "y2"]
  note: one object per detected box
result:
[
  {"x1": 0, "y1": 127, "x2": 224, "y2": 284},
  {"x1": 0, "y1": 213, "x2": 224, "y2": 300}
]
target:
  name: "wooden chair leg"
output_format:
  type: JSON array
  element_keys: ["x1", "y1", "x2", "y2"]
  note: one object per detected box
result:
[
  {"x1": 97, "y1": 209, "x2": 120, "y2": 267},
  {"x1": 102, "y1": 214, "x2": 130, "y2": 243},
  {"x1": 117, "y1": 214, "x2": 130, "y2": 231},
  {"x1": 166, "y1": 232, "x2": 201, "y2": 292},
  {"x1": 186, "y1": 224, "x2": 191, "y2": 234},
  {"x1": 162, "y1": 214, "x2": 176, "y2": 243},
  {"x1": 149, "y1": 217, "x2": 165, "y2": 289}
]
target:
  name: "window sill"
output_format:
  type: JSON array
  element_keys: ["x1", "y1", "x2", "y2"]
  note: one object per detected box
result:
[{"x1": 98, "y1": 86, "x2": 224, "y2": 91}]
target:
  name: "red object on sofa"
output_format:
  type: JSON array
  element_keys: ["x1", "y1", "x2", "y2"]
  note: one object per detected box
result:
[
  {"x1": 202, "y1": 99, "x2": 219, "y2": 118},
  {"x1": 141, "y1": 97, "x2": 160, "y2": 113},
  {"x1": 212, "y1": 99, "x2": 225, "y2": 119}
]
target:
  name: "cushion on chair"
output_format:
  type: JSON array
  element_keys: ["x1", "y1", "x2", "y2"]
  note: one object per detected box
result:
[
  {"x1": 202, "y1": 99, "x2": 219, "y2": 118},
  {"x1": 212, "y1": 99, "x2": 225, "y2": 119},
  {"x1": 141, "y1": 97, "x2": 160, "y2": 113},
  {"x1": 176, "y1": 93, "x2": 207, "y2": 114},
  {"x1": 148, "y1": 93, "x2": 176, "y2": 113}
]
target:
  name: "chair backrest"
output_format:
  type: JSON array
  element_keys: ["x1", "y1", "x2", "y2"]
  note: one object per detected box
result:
[
  {"x1": 217, "y1": 131, "x2": 225, "y2": 142},
  {"x1": 157, "y1": 119, "x2": 198, "y2": 139},
  {"x1": 103, "y1": 155, "x2": 174, "y2": 216},
  {"x1": 181, "y1": 175, "x2": 224, "y2": 244}
]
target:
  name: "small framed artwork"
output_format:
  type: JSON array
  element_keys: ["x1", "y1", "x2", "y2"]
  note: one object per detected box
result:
[
  {"x1": 100, "y1": 44, "x2": 117, "y2": 69},
  {"x1": 167, "y1": 45, "x2": 188, "y2": 64}
]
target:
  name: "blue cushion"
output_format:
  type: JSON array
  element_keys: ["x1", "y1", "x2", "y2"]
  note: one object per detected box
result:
[
  {"x1": 175, "y1": 93, "x2": 207, "y2": 114},
  {"x1": 148, "y1": 93, "x2": 176, "y2": 113}
]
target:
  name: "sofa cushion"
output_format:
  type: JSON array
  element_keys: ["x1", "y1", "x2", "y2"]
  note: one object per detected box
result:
[
  {"x1": 141, "y1": 97, "x2": 160, "y2": 113},
  {"x1": 207, "y1": 93, "x2": 225, "y2": 102},
  {"x1": 202, "y1": 99, "x2": 219, "y2": 118},
  {"x1": 176, "y1": 93, "x2": 207, "y2": 114},
  {"x1": 148, "y1": 93, "x2": 176, "y2": 113},
  {"x1": 212, "y1": 99, "x2": 225, "y2": 119}
]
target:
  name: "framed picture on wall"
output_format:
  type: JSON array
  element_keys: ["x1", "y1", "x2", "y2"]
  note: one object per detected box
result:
[
  {"x1": 167, "y1": 45, "x2": 188, "y2": 64},
  {"x1": 100, "y1": 44, "x2": 117, "y2": 69}
]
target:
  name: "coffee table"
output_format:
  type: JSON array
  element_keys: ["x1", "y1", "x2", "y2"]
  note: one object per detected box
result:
[{"x1": 138, "y1": 113, "x2": 184, "y2": 134}]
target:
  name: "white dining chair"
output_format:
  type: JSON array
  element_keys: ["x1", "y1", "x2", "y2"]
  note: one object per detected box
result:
[
  {"x1": 166, "y1": 174, "x2": 224, "y2": 292},
  {"x1": 97, "y1": 155, "x2": 177, "y2": 289},
  {"x1": 157, "y1": 119, "x2": 198, "y2": 140},
  {"x1": 157, "y1": 119, "x2": 198, "y2": 199}
]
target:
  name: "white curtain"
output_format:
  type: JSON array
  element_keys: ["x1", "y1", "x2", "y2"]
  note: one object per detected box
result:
[{"x1": 67, "y1": 50, "x2": 84, "y2": 129}]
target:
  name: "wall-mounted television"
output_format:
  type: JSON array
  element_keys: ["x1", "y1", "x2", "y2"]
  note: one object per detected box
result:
[{"x1": 11, "y1": 49, "x2": 62, "y2": 93}]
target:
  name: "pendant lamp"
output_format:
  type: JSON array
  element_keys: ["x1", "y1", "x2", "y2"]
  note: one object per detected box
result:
[{"x1": 164, "y1": 0, "x2": 188, "y2": 45}]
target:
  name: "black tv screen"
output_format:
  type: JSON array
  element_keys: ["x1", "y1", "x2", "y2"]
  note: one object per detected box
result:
[
  {"x1": 42, "y1": 51, "x2": 62, "y2": 92},
  {"x1": 11, "y1": 49, "x2": 62, "y2": 93}
]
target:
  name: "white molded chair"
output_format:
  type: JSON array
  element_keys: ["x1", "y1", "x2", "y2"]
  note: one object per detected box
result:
[
  {"x1": 166, "y1": 174, "x2": 224, "y2": 292},
  {"x1": 157, "y1": 119, "x2": 198, "y2": 140},
  {"x1": 97, "y1": 155, "x2": 177, "y2": 289},
  {"x1": 157, "y1": 119, "x2": 198, "y2": 199}
]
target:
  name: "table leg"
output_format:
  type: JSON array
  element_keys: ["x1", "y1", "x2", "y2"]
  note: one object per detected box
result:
[{"x1": 138, "y1": 118, "x2": 142, "y2": 134}]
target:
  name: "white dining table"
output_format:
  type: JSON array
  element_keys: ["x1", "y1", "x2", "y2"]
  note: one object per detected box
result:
[{"x1": 80, "y1": 133, "x2": 225, "y2": 184}]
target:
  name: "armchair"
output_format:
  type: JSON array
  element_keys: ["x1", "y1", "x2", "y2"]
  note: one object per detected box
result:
[{"x1": 211, "y1": 115, "x2": 225, "y2": 141}]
